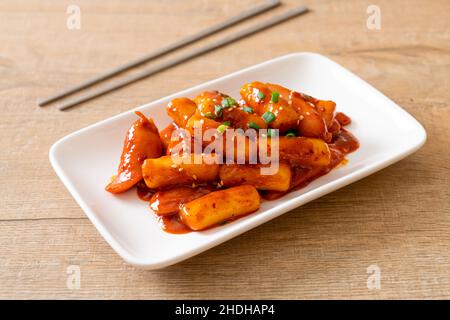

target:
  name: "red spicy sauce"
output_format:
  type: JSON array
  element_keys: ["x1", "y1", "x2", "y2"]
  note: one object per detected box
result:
[
  {"x1": 261, "y1": 128, "x2": 359, "y2": 200},
  {"x1": 136, "y1": 181, "x2": 154, "y2": 201},
  {"x1": 158, "y1": 215, "x2": 191, "y2": 234},
  {"x1": 157, "y1": 128, "x2": 359, "y2": 231},
  {"x1": 137, "y1": 109, "x2": 359, "y2": 232}
]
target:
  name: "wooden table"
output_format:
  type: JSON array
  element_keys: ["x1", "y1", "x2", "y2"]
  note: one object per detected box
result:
[{"x1": 1, "y1": 0, "x2": 449, "y2": 299}]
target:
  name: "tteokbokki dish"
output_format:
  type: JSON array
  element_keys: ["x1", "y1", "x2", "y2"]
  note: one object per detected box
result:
[{"x1": 105, "y1": 82, "x2": 359, "y2": 233}]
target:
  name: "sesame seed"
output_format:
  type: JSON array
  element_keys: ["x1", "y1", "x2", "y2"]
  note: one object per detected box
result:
[
  {"x1": 305, "y1": 112, "x2": 310, "y2": 116},
  {"x1": 178, "y1": 167, "x2": 184, "y2": 172},
  {"x1": 192, "y1": 174, "x2": 197, "y2": 180}
]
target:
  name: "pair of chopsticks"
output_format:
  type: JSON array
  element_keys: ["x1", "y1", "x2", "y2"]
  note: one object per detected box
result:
[{"x1": 38, "y1": 1, "x2": 308, "y2": 111}]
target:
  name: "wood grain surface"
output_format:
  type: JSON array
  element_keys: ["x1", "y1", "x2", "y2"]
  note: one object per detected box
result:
[{"x1": 0, "y1": 0, "x2": 449, "y2": 299}]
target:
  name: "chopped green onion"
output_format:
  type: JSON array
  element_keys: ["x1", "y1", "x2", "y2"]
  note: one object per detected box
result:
[
  {"x1": 204, "y1": 111, "x2": 215, "y2": 119},
  {"x1": 271, "y1": 92, "x2": 280, "y2": 103},
  {"x1": 217, "y1": 125, "x2": 228, "y2": 134},
  {"x1": 221, "y1": 97, "x2": 236, "y2": 108},
  {"x1": 243, "y1": 106, "x2": 253, "y2": 114},
  {"x1": 266, "y1": 128, "x2": 278, "y2": 137},
  {"x1": 257, "y1": 91, "x2": 265, "y2": 100},
  {"x1": 217, "y1": 121, "x2": 231, "y2": 134},
  {"x1": 248, "y1": 121, "x2": 261, "y2": 130},
  {"x1": 285, "y1": 128, "x2": 297, "y2": 138},
  {"x1": 214, "y1": 104, "x2": 224, "y2": 117},
  {"x1": 286, "y1": 132, "x2": 296, "y2": 138},
  {"x1": 286, "y1": 133, "x2": 296, "y2": 138},
  {"x1": 262, "y1": 111, "x2": 276, "y2": 124}
]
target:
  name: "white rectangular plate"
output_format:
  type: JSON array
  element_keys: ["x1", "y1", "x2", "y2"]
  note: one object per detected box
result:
[{"x1": 50, "y1": 53, "x2": 426, "y2": 269}]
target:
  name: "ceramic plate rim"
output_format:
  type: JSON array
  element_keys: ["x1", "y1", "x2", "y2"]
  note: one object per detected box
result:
[{"x1": 49, "y1": 52, "x2": 426, "y2": 269}]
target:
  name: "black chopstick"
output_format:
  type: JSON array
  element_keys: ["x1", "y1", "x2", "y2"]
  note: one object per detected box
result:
[
  {"x1": 37, "y1": 0, "x2": 281, "y2": 107},
  {"x1": 57, "y1": 6, "x2": 309, "y2": 111}
]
